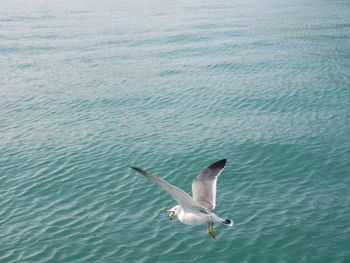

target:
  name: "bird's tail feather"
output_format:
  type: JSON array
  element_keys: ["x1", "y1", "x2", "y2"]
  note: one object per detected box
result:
[
  {"x1": 222, "y1": 219, "x2": 234, "y2": 227},
  {"x1": 210, "y1": 213, "x2": 234, "y2": 226}
]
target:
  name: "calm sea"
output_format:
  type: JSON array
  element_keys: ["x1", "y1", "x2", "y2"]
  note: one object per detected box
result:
[{"x1": 1, "y1": 0, "x2": 349, "y2": 262}]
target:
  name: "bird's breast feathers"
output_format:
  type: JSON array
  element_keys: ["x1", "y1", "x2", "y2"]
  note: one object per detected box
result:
[{"x1": 177, "y1": 210, "x2": 210, "y2": 226}]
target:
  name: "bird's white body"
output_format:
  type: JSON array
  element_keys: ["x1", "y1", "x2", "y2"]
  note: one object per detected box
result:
[
  {"x1": 177, "y1": 207, "x2": 209, "y2": 225},
  {"x1": 172, "y1": 205, "x2": 228, "y2": 226}
]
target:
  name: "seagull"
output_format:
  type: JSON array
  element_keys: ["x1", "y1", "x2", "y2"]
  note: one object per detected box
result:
[{"x1": 130, "y1": 159, "x2": 234, "y2": 239}]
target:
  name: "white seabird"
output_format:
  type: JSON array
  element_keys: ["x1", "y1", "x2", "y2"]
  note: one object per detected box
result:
[{"x1": 130, "y1": 159, "x2": 234, "y2": 239}]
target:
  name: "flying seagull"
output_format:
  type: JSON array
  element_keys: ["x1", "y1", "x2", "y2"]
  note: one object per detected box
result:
[{"x1": 130, "y1": 159, "x2": 234, "y2": 239}]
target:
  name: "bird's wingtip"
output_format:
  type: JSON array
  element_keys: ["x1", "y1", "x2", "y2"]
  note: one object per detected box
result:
[
  {"x1": 130, "y1": 166, "x2": 141, "y2": 172},
  {"x1": 208, "y1": 159, "x2": 227, "y2": 169},
  {"x1": 130, "y1": 166, "x2": 148, "y2": 176}
]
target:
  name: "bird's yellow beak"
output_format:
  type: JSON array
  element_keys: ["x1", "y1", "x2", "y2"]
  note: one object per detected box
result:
[{"x1": 165, "y1": 209, "x2": 175, "y2": 217}]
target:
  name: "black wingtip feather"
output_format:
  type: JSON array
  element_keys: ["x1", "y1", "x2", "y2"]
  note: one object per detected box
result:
[
  {"x1": 130, "y1": 166, "x2": 147, "y2": 176},
  {"x1": 208, "y1": 159, "x2": 227, "y2": 170}
]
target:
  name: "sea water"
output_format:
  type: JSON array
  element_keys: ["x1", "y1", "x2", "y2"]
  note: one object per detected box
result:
[{"x1": 1, "y1": 0, "x2": 349, "y2": 262}]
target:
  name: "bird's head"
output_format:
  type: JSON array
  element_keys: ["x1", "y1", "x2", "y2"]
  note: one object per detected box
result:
[{"x1": 165, "y1": 205, "x2": 180, "y2": 220}]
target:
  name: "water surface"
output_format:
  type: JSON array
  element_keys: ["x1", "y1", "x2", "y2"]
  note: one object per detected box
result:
[{"x1": 1, "y1": 0, "x2": 350, "y2": 262}]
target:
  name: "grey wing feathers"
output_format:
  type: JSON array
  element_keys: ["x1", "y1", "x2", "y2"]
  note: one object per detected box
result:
[
  {"x1": 191, "y1": 159, "x2": 226, "y2": 210},
  {"x1": 130, "y1": 167, "x2": 198, "y2": 209}
]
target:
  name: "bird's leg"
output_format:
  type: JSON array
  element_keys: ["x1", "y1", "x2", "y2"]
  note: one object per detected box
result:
[{"x1": 207, "y1": 222, "x2": 216, "y2": 239}]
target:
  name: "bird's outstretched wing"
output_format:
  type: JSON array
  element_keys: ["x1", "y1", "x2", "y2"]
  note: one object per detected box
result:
[
  {"x1": 130, "y1": 167, "x2": 198, "y2": 209},
  {"x1": 191, "y1": 159, "x2": 226, "y2": 210}
]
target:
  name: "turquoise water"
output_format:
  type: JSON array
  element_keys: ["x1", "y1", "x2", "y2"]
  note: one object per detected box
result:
[{"x1": 1, "y1": 0, "x2": 350, "y2": 262}]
